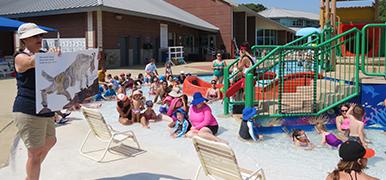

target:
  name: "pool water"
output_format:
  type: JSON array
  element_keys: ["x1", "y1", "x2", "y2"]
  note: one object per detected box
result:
[{"x1": 96, "y1": 87, "x2": 386, "y2": 179}]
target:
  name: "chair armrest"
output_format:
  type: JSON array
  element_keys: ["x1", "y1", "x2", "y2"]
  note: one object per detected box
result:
[
  {"x1": 112, "y1": 130, "x2": 135, "y2": 136},
  {"x1": 240, "y1": 164, "x2": 265, "y2": 179}
]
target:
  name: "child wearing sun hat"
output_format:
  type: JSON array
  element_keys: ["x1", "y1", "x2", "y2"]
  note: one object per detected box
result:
[{"x1": 239, "y1": 107, "x2": 262, "y2": 141}]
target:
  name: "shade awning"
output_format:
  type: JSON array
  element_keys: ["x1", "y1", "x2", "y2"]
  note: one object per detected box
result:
[
  {"x1": 0, "y1": 16, "x2": 57, "y2": 32},
  {"x1": 296, "y1": 27, "x2": 321, "y2": 36}
]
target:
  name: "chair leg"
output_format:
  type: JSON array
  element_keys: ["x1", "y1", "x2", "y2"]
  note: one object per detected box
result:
[
  {"x1": 124, "y1": 131, "x2": 140, "y2": 149},
  {"x1": 97, "y1": 138, "x2": 114, "y2": 162},
  {"x1": 79, "y1": 130, "x2": 114, "y2": 162},
  {"x1": 131, "y1": 132, "x2": 140, "y2": 149},
  {"x1": 79, "y1": 130, "x2": 92, "y2": 154},
  {"x1": 194, "y1": 165, "x2": 202, "y2": 180}
]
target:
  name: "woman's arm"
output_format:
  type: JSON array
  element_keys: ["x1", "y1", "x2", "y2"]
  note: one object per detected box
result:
[
  {"x1": 237, "y1": 57, "x2": 245, "y2": 70},
  {"x1": 335, "y1": 116, "x2": 343, "y2": 132},
  {"x1": 205, "y1": 89, "x2": 210, "y2": 98},
  {"x1": 116, "y1": 106, "x2": 125, "y2": 117},
  {"x1": 15, "y1": 54, "x2": 35, "y2": 73},
  {"x1": 216, "y1": 89, "x2": 221, "y2": 100}
]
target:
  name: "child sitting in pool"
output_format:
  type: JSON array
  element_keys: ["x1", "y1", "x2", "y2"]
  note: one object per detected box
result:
[
  {"x1": 315, "y1": 122, "x2": 343, "y2": 148},
  {"x1": 131, "y1": 90, "x2": 145, "y2": 123},
  {"x1": 149, "y1": 76, "x2": 159, "y2": 96},
  {"x1": 292, "y1": 129, "x2": 314, "y2": 149},
  {"x1": 140, "y1": 100, "x2": 160, "y2": 128},
  {"x1": 171, "y1": 108, "x2": 191, "y2": 138}
]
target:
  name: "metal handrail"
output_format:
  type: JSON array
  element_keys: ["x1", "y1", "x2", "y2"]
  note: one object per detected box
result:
[{"x1": 361, "y1": 23, "x2": 386, "y2": 78}]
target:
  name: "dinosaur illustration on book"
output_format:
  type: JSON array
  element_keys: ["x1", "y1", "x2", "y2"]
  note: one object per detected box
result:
[{"x1": 39, "y1": 52, "x2": 96, "y2": 112}]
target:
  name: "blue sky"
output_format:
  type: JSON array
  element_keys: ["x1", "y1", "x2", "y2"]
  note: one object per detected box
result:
[{"x1": 236, "y1": 0, "x2": 374, "y2": 14}]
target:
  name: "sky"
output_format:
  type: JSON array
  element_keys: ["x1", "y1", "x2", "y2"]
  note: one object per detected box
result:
[{"x1": 236, "y1": 0, "x2": 374, "y2": 14}]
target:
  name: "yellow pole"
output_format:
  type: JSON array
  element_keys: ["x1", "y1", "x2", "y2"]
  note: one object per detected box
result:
[
  {"x1": 331, "y1": 0, "x2": 336, "y2": 31},
  {"x1": 325, "y1": 0, "x2": 330, "y2": 26},
  {"x1": 320, "y1": 0, "x2": 325, "y2": 28}
]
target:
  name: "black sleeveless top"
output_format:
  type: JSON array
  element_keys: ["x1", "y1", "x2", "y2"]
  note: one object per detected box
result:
[
  {"x1": 12, "y1": 51, "x2": 54, "y2": 117},
  {"x1": 118, "y1": 103, "x2": 132, "y2": 119}
]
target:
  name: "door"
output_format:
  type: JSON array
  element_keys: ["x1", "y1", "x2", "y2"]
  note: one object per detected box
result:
[
  {"x1": 130, "y1": 37, "x2": 141, "y2": 65},
  {"x1": 119, "y1": 37, "x2": 128, "y2": 67}
]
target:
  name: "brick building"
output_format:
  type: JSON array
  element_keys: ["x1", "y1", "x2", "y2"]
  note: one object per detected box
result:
[{"x1": 0, "y1": 0, "x2": 294, "y2": 68}]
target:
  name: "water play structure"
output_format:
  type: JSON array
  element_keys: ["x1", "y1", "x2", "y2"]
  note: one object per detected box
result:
[{"x1": 219, "y1": 0, "x2": 386, "y2": 131}]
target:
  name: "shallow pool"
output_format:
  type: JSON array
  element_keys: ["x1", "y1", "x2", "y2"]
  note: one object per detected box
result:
[{"x1": 97, "y1": 90, "x2": 386, "y2": 180}]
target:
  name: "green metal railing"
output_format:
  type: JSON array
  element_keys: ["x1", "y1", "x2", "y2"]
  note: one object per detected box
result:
[
  {"x1": 361, "y1": 23, "x2": 386, "y2": 78},
  {"x1": 223, "y1": 32, "x2": 322, "y2": 114},
  {"x1": 223, "y1": 23, "x2": 385, "y2": 121},
  {"x1": 243, "y1": 28, "x2": 361, "y2": 117}
]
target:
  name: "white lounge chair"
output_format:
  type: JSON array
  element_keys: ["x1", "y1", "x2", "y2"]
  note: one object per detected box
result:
[
  {"x1": 192, "y1": 136, "x2": 266, "y2": 180},
  {"x1": 80, "y1": 107, "x2": 140, "y2": 162}
]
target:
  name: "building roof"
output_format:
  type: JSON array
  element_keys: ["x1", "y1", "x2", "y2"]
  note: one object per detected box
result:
[
  {"x1": 259, "y1": 8, "x2": 320, "y2": 21},
  {"x1": 234, "y1": 5, "x2": 295, "y2": 33},
  {"x1": 0, "y1": 0, "x2": 219, "y2": 32},
  {"x1": 336, "y1": 0, "x2": 375, "y2": 8},
  {"x1": 223, "y1": 0, "x2": 238, "y2": 6}
]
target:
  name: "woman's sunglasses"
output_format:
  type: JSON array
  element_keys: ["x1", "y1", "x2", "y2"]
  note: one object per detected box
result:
[
  {"x1": 32, "y1": 34, "x2": 44, "y2": 38},
  {"x1": 340, "y1": 109, "x2": 348, "y2": 112}
]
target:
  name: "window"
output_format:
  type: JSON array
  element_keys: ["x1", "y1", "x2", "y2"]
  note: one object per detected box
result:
[
  {"x1": 292, "y1": 19, "x2": 303, "y2": 27},
  {"x1": 256, "y1": 29, "x2": 278, "y2": 45}
]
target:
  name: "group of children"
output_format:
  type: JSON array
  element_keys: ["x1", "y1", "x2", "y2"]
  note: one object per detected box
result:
[
  {"x1": 288, "y1": 103, "x2": 368, "y2": 150},
  {"x1": 97, "y1": 66, "x2": 195, "y2": 138}
]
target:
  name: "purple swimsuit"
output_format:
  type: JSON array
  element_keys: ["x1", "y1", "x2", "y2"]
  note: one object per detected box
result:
[{"x1": 325, "y1": 133, "x2": 343, "y2": 147}]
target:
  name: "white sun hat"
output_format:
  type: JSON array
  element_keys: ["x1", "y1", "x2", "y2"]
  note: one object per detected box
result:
[{"x1": 18, "y1": 23, "x2": 47, "y2": 39}]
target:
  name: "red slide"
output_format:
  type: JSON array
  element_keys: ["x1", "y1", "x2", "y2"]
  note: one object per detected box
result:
[
  {"x1": 225, "y1": 71, "x2": 277, "y2": 98},
  {"x1": 182, "y1": 76, "x2": 224, "y2": 97},
  {"x1": 225, "y1": 78, "x2": 245, "y2": 97}
]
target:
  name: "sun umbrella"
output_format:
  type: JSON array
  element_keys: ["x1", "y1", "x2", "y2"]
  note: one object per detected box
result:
[
  {"x1": 0, "y1": 16, "x2": 56, "y2": 31},
  {"x1": 296, "y1": 27, "x2": 321, "y2": 37}
]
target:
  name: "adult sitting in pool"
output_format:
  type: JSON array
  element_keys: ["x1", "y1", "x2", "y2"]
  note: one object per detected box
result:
[
  {"x1": 116, "y1": 93, "x2": 133, "y2": 125},
  {"x1": 186, "y1": 92, "x2": 227, "y2": 143},
  {"x1": 335, "y1": 104, "x2": 350, "y2": 137},
  {"x1": 205, "y1": 80, "x2": 221, "y2": 102},
  {"x1": 153, "y1": 80, "x2": 170, "y2": 104},
  {"x1": 326, "y1": 141, "x2": 377, "y2": 180}
]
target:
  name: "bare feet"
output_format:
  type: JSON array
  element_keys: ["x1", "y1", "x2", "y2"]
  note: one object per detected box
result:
[
  {"x1": 119, "y1": 118, "x2": 133, "y2": 125},
  {"x1": 143, "y1": 125, "x2": 150, "y2": 129}
]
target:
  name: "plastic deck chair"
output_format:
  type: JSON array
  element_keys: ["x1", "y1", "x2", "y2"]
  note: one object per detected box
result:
[
  {"x1": 80, "y1": 107, "x2": 140, "y2": 162},
  {"x1": 192, "y1": 136, "x2": 266, "y2": 180}
]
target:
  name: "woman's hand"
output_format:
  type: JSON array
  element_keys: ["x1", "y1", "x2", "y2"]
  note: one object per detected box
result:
[{"x1": 49, "y1": 47, "x2": 61, "y2": 56}]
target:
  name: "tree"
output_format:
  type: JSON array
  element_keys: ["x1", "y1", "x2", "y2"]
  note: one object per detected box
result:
[
  {"x1": 242, "y1": 3, "x2": 267, "y2": 13},
  {"x1": 378, "y1": 0, "x2": 386, "y2": 21}
]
